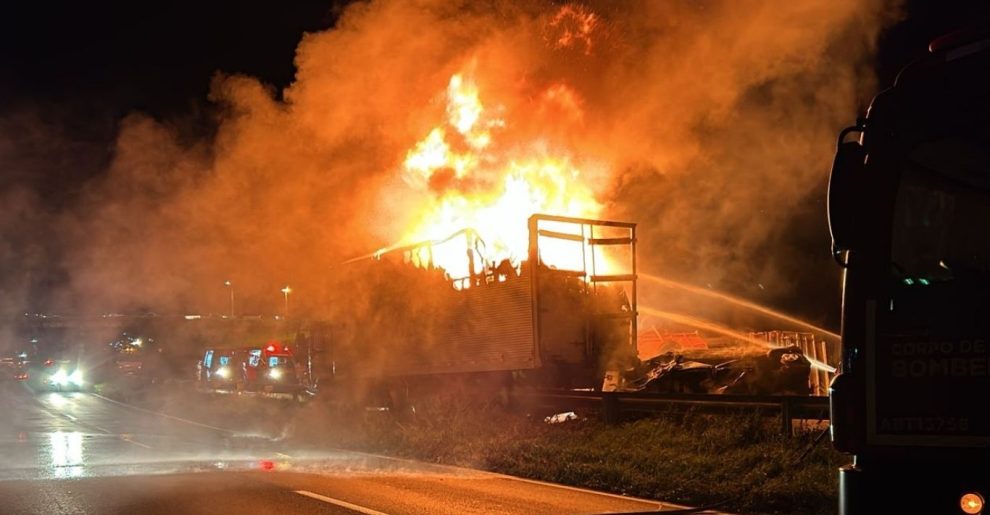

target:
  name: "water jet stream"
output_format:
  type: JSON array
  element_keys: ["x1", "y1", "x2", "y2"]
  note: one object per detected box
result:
[
  {"x1": 640, "y1": 306, "x2": 837, "y2": 374},
  {"x1": 641, "y1": 273, "x2": 840, "y2": 340}
]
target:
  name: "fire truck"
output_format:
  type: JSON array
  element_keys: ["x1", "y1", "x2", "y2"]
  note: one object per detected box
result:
[
  {"x1": 197, "y1": 340, "x2": 305, "y2": 397},
  {"x1": 827, "y1": 29, "x2": 990, "y2": 514},
  {"x1": 244, "y1": 340, "x2": 305, "y2": 396}
]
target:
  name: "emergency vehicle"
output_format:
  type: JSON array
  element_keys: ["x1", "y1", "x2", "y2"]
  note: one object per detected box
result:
[
  {"x1": 197, "y1": 340, "x2": 305, "y2": 398},
  {"x1": 242, "y1": 340, "x2": 304, "y2": 396},
  {"x1": 827, "y1": 28, "x2": 990, "y2": 514}
]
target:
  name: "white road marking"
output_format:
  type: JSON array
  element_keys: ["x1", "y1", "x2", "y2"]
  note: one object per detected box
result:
[
  {"x1": 31, "y1": 394, "x2": 154, "y2": 449},
  {"x1": 120, "y1": 435, "x2": 152, "y2": 449},
  {"x1": 91, "y1": 393, "x2": 233, "y2": 433},
  {"x1": 294, "y1": 490, "x2": 390, "y2": 515},
  {"x1": 81, "y1": 393, "x2": 689, "y2": 511},
  {"x1": 495, "y1": 475, "x2": 668, "y2": 510},
  {"x1": 333, "y1": 448, "x2": 680, "y2": 510}
]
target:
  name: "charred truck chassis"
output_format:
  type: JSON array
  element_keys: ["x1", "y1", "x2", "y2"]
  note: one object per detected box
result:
[{"x1": 315, "y1": 214, "x2": 638, "y2": 406}]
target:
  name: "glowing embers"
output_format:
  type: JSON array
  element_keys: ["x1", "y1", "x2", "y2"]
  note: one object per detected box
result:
[
  {"x1": 545, "y1": 3, "x2": 601, "y2": 55},
  {"x1": 49, "y1": 431, "x2": 84, "y2": 478}
]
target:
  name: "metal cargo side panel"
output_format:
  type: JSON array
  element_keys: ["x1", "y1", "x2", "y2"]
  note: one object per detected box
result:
[{"x1": 389, "y1": 279, "x2": 538, "y2": 376}]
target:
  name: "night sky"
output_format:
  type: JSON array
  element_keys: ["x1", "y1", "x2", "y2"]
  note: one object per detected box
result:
[
  {"x1": 0, "y1": 0, "x2": 987, "y2": 317},
  {"x1": 3, "y1": 1, "x2": 986, "y2": 156},
  {"x1": 1, "y1": 2, "x2": 984, "y2": 111},
  {"x1": 0, "y1": 1, "x2": 341, "y2": 198}
]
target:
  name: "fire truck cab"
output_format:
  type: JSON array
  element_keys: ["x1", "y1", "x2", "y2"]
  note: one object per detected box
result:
[
  {"x1": 243, "y1": 341, "x2": 304, "y2": 397},
  {"x1": 198, "y1": 348, "x2": 246, "y2": 391},
  {"x1": 198, "y1": 341, "x2": 305, "y2": 398},
  {"x1": 828, "y1": 29, "x2": 990, "y2": 514}
]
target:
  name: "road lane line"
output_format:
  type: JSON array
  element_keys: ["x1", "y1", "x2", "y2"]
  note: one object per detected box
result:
[
  {"x1": 90, "y1": 393, "x2": 233, "y2": 434},
  {"x1": 318, "y1": 448, "x2": 685, "y2": 511},
  {"x1": 294, "y1": 490, "x2": 390, "y2": 515},
  {"x1": 119, "y1": 435, "x2": 153, "y2": 449},
  {"x1": 32, "y1": 393, "x2": 156, "y2": 450},
  {"x1": 32, "y1": 398, "x2": 113, "y2": 434}
]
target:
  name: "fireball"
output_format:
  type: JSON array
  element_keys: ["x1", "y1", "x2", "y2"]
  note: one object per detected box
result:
[{"x1": 397, "y1": 70, "x2": 603, "y2": 281}]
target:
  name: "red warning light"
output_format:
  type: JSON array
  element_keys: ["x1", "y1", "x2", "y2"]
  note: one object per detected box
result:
[{"x1": 260, "y1": 459, "x2": 275, "y2": 471}]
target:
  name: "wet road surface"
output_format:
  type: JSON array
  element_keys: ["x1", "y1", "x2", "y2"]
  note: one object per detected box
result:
[{"x1": 0, "y1": 382, "x2": 690, "y2": 514}]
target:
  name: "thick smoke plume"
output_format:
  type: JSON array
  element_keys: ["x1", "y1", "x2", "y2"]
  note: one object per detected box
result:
[{"x1": 5, "y1": 1, "x2": 898, "y2": 329}]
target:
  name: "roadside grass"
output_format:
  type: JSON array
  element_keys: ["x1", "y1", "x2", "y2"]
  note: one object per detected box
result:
[{"x1": 297, "y1": 397, "x2": 843, "y2": 514}]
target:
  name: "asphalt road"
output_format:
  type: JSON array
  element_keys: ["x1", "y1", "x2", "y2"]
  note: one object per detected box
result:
[{"x1": 0, "y1": 382, "x2": 691, "y2": 514}]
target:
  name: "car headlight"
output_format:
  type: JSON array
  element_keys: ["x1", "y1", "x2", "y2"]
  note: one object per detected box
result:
[
  {"x1": 268, "y1": 368, "x2": 282, "y2": 380},
  {"x1": 51, "y1": 369, "x2": 68, "y2": 385},
  {"x1": 69, "y1": 370, "x2": 83, "y2": 385},
  {"x1": 215, "y1": 367, "x2": 230, "y2": 379}
]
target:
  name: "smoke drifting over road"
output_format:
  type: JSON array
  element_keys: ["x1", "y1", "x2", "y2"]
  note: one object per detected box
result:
[{"x1": 1, "y1": 0, "x2": 898, "y2": 323}]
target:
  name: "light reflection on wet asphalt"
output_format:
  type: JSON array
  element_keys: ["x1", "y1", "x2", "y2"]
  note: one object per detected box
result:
[
  {"x1": 0, "y1": 382, "x2": 689, "y2": 514},
  {"x1": 0, "y1": 384, "x2": 261, "y2": 480},
  {"x1": 0, "y1": 383, "x2": 480, "y2": 480}
]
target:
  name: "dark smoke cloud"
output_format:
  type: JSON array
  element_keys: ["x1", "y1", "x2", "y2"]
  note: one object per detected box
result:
[{"x1": 0, "y1": 0, "x2": 901, "y2": 331}]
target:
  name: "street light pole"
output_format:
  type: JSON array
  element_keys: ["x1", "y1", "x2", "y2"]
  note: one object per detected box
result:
[
  {"x1": 281, "y1": 285, "x2": 292, "y2": 319},
  {"x1": 225, "y1": 280, "x2": 235, "y2": 318}
]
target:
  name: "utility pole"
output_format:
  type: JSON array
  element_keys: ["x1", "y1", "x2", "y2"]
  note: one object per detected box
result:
[
  {"x1": 281, "y1": 285, "x2": 292, "y2": 319},
  {"x1": 224, "y1": 280, "x2": 234, "y2": 318}
]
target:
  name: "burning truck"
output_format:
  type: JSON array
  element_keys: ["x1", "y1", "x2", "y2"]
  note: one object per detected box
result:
[
  {"x1": 304, "y1": 214, "x2": 817, "y2": 406},
  {"x1": 313, "y1": 214, "x2": 640, "y2": 403}
]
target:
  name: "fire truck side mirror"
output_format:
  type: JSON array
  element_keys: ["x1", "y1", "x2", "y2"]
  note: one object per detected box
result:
[{"x1": 828, "y1": 125, "x2": 867, "y2": 266}]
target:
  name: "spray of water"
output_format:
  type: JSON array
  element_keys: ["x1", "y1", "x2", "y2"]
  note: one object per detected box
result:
[
  {"x1": 640, "y1": 305, "x2": 837, "y2": 374},
  {"x1": 641, "y1": 273, "x2": 840, "y2": 340}
]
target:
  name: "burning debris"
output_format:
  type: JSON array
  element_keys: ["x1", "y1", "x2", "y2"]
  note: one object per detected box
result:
[{"x1": 615, "y1": 344, "x2": 817, "y2": 396}]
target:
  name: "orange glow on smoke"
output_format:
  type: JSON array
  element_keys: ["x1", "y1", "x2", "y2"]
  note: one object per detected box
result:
[{"x1": 398, "y1": 70, "x2": 603, "y2": 281}]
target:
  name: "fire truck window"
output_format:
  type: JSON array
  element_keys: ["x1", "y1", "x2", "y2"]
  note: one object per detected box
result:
[
  {"x1": 249, "y1": 355, "x2": 260, "y2": 367},
  {"x1": 219, "y1": 356, "x2": 230, "y2": 366},
  {"x1": 203, "y1": 351, "x2": 213, "y2": 369},
  {"x1": 269, "y1": 357, "x2": 279, "y2": 368},
  {"x1": 891, "y1": 136, "x2": 990, "y2": 282}
]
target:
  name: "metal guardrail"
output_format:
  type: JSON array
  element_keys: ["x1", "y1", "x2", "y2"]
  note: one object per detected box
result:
[{"x1": 511, "y1": 390, "x2": 830, "y2": 436}]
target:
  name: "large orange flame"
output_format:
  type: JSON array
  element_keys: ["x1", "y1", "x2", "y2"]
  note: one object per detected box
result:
[{"x1": 397, "y1": 71, "x2": 603, "y2": 281}]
